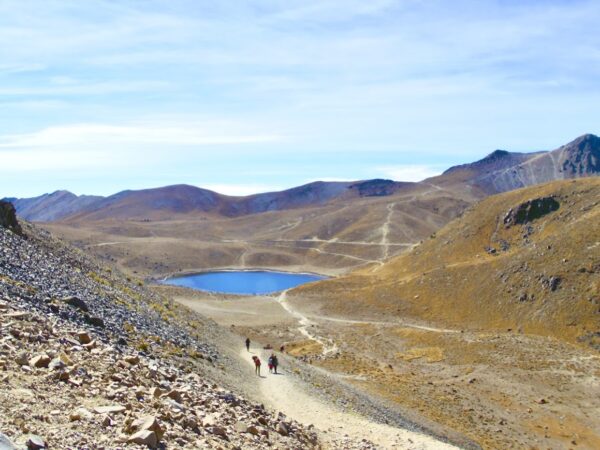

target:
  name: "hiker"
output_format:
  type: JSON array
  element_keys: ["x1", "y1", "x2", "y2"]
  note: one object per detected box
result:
[
  {"x1": 279, "y1": 344, "x2": 285, "y2": 353},
  {"x1": 252, "y1": 355, "x2": 261, "y2": 376},
  {"x1": 271, "y1": 353, "x2": 279, "y2": 374},
  {"x1": 268, "y1": 354, "x2": 274, "y2": 373},
  {"x1": 245, "y1": 337, "x2": 250, "y2": 352}
]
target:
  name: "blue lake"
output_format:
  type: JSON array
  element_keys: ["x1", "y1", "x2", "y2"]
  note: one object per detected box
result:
[{"x1": 162, "y1": 270, "x2": 326, "y2": 295}]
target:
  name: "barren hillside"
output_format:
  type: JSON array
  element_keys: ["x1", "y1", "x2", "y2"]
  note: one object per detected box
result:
[{"x1": 294, "y1": 178, "x2": 600, "y2": 344}]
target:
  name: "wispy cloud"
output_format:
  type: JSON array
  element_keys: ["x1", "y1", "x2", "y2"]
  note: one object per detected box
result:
[
  {"x1": 377, "y1": 165, "x2": 444, "y2": 182},
  {"x1": 203, "y1": 183, "x2": 285, "y2": 196},
  {"x1": 0, "y1": 123, "x2": 280, "y2": 148},
  {"x1": 0, "y1": 0, "x2": 599, "y2": 196}
]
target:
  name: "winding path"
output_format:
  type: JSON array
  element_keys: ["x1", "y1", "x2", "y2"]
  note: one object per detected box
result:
[{"x1": 239, "y1": 347, "x2": 457, "y2": 449}]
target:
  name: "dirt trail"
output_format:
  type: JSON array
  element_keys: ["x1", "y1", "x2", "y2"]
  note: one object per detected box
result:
[
  {"x1": 239, "y1": 348, "x2": 457, "y2": 450},
  {"x1": 312, "y1": 315, "x2": 459, "y2": 334},
  {"x1": 87, "y1": 241, "x2": 128, "y2": 247},
  {"x1": 277, "y1": 290, "x2": 338, "y2": 354},
  {"x1": 380, "y1": 203, "x2": 396, "y2": 259}
]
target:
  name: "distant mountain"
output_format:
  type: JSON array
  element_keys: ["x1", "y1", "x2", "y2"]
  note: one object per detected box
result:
[
  {"x1": 4, "y1": 190, "x2": 103, "y2": 222},
  {"x1": 436, "y1": 134, "x2": 600, "y2": 194},
  {"x1": 9, "y1": 180, "x2": 413, "y2": 222},
  {"x1": 7, "y1": 134, "x2": 599, "y2": 222}
]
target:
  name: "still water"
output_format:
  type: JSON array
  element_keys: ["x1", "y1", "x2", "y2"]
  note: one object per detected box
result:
[{"x1": 162, "y1": 270, "x2": 325, "y2": 295}]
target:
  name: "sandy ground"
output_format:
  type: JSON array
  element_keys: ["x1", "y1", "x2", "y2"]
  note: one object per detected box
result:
[
  {"x1": 239, "y1": 346, "x2": 458, "y2": 450},
  {"x1": 168, "y1": 284, "x2": 600, "y2": 450}
]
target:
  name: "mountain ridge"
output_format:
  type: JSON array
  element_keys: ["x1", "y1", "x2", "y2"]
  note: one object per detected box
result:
[{"x1": 6, "y1": 133, "x2": 599, "y2": 223}]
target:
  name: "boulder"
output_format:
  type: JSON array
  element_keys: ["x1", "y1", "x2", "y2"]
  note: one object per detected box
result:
[
  {"x1": 77, "y1": 332, "x2": 92, "y2": 344},
  {"x1": 131, "y1": 415, "x2": 164, "y2": 441},
  {"x1": 48, "y1": 358, "x2": 66, "y2": 371},
  {"x1": 60, "y1": 296, "x2": 89, "y2": 312},
  {"x1": 504, "y1": 197, "x2": 560, "y2": 227},
  {"x1": 276, "y1": 422, "x2": 289, "y2": 436},
  {"x1": 0, "y1": 201, "x2": 22, "y2": 236},
  {"x1": 128, "y1": 430, "x2": 157, "y2": 449},
  {"x1": 15, "y1": 352, "x2": 29, "y2": 366},
  {"x1": 124, "y1": 355, "x2": 140, "y2": 365},
  {"x1": 149, "y1": 387, "x2": 163, "y2": 398},
  {"x1": 207, "y1": 426, "x2": 228, "y2": 439},
  {"x1": 166, "y1": 389, "x2": 183, "y2": 404},
  {"x1": 25, "y1": 435, "x2": 46, "y2": 450},
  {"x1": 0, "y1": 433, "x2": 17, "y2": 450},
  {"x1": 246, "y1": 425, "x2": 260, "y2": 436},
  {"x1": 84, "y1": 315, "x2": 105, "y2": 328},
  {"x1": 29, "y1": 354, "x2": 51, "y2": 368},
  {"x1": 93, "y1": 405, "x2": 126, "y2": 414},
  {"x1": 69, "y1": 407, "x2": 94, "y2": 421}
]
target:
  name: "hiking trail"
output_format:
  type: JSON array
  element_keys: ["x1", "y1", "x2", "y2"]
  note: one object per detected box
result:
[{"x1": 239, "y1": 347, "x2": 458, "y2": 449}]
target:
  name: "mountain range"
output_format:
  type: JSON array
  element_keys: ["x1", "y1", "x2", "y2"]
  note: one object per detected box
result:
[{"x1": 6, "y1": 134, "x2": 599, "y2": 223}]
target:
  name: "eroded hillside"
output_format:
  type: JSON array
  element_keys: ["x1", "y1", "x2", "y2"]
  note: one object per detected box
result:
[
  {"x1": 280, "y1": 179, "x2": 600, "y2": 449},
  {"x1": 295, "y1": 178, "x2": 600, "y2": 345}
]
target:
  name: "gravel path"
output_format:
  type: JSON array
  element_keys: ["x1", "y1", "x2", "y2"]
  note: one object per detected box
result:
[{"x1": 239, "y1": 346, "x2": 459, "y2": 450}]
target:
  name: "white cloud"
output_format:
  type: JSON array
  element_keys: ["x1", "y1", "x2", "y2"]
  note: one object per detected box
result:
[
  {"x1": 0, "y1": 149, "x2": 110, "y2": 172},
  {"x1": 203, "y1": 183, "x2": 285, "y2": 196},
  {"x1": 0, "y1": 123, "x2": 281, "y2": 148},
  {"x1": 0, "y1": 80, "x2": 171, "y2": 97},
  {"x1": 376, "y1": 165, "x2": 443, "y2": 182}
]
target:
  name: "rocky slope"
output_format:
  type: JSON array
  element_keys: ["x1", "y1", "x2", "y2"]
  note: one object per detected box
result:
[
  {"x1": 0, "y1": 218, "x2": 320, "y2": 449},
  {"x1": 437, "y1": 133, "x2": 600, "y2": 194},
  {"x1": 7, "y1": 191, "x2": 103, "y2": 222}
]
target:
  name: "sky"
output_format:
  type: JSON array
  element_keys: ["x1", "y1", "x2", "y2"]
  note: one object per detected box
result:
[{"x1": 1, "y1": 0, "x2": 599, "y2": 197}]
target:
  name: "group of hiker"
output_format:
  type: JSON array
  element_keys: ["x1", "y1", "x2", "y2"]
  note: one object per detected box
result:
[{"x1": 245, "y1": 337, "x2": 281, "y2": 377}]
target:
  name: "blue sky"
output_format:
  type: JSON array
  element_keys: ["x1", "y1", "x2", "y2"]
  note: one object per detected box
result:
[{"x1": 1, "y1": 0, "x2": 599, "y2": 197}]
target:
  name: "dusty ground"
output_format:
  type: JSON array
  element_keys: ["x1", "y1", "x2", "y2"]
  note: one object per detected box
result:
[
  {"x1": 169, "y1": 284, "x2": 600, "y2": 450},
  {"x1": 37, "y1": 179, "x2": 600, "y2": 449},
  {"x1": 41, "y1": 181, "x2": 472, "y2": 279}
]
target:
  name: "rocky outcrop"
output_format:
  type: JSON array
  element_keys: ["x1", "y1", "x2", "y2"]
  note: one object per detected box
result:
[
  {"x1": 0, "y1": 201, "x2": 22, "y2": 235},
  {"x1": 0, "y1": 301, "x2": 319, "y2": 449},
  {"x1": 348, "y1": 179, "x2": 410, "y2": 197},
  {"x1": 503, "y1": 197, "x2": 560, "y2": 227},
  {"x1": 0, "y1": 222, "x2": 320, "y2": 449}
]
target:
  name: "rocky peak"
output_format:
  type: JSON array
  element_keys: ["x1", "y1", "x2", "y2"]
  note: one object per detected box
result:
[
  {"x1": 559, "y1": 133, "x2": 600, "y2": 176},
  {"x1": 483, "y1": 149, "x2": 510, "y2": 161},
  {"x1": 0, "y1": 200, "x2": 22, "y2": 235}
]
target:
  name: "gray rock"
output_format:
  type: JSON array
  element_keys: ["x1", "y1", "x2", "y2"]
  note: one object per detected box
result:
[
  {"x1": 0, "y1": 201, "x2": 22, "y2": 236},
  {"x1": 276, "y1": 422, "x2": 289, "y2": 436},
  {"x1": 29, "y1": 354, "x2": 51, "y2": 368},
  {"x1": 26, "y1": 435, "x2": 46, "y2": 450},
  {"x1": 128, "y1": 430, "x2": 157, "y2": 449},
  {"x1": 0, "y1": 433, "x2": 16, "y2": 450},
  {"x1": 60, "y1": 296, "x2": 89, "y2": 312}
]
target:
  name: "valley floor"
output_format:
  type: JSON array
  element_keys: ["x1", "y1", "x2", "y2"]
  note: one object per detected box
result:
[{"x1": 163, "y1": 284, "x2": 600, "y2": 450}]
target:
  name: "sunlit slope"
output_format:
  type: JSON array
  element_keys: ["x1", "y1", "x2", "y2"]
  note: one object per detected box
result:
[
  {"x1": 43, "y1": 182, "x2": 472, "y2": 276},
  {"x1": 293, "y1": 178, "x2": 600, "y2": 344}
]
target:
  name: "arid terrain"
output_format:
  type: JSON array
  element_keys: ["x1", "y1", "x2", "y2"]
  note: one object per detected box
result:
[
  {"x1": 1, "y1": 211, "x2": 465, "y2": 449},
  {"x1": 165, "y1": 179, "x2": 600, "y2": 449},
  {"x1": 4, "y1": 134, "x2": 599, "y2": 449}
]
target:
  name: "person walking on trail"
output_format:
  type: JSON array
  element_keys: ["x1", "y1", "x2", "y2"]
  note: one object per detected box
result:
[
  {"x1": 252, "y1": 355, "x2": 261, "y2": 376},
  {"x1": 268, "y1": 354, "x2": 274, "y2": 373},
  {"x1": 272, "y1": 353, "x2": 279, "y2": 374},
  {"x1": 245, "y1": 337, "x2": 250, "y2": 352}
]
